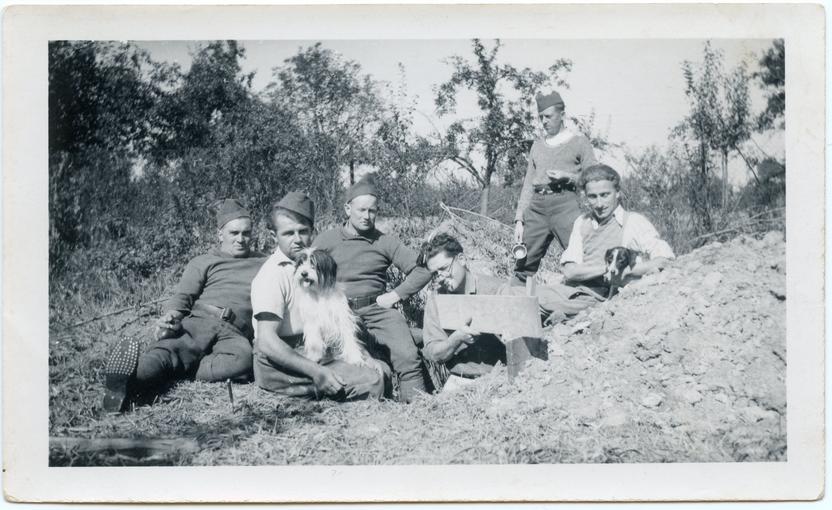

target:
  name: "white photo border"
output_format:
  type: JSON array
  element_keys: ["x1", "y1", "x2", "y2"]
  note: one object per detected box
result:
[{"x1": 2, "y1": 3, "x2": 824, "y2": 503}]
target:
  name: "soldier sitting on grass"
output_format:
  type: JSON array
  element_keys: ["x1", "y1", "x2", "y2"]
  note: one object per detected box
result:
[
  {"x1": 250, "y1": 192, "x2": 386, "y2": 401},
  {"x1": 536, "y1": 163, "x2": 675, "y2": 324},
  {"x1": 101, "y1": 199, "x2": 267, "y2": 413}
]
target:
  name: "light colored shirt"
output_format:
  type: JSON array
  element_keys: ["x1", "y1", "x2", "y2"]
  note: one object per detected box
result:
[
  {"x1": 250, "y1": 249, "x2": 304, "y2": 340},
  {"x1": 560, "y1": 205, "x2": 675, "y2": 265}
]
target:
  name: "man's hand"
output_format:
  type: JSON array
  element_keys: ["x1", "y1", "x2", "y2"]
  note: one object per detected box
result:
[
  {"x1": 376, "y1": 291, "x2": 401, "y2": 309},
  {"x1": 546, "y1": 169, "x2": 571, "y2": 180},
  {"x1": 313, "y1": 366, "x2": 345, "y2": 396},
  {"x1": 513, "y1": 221, "x2": 524, "y2": 244},
  {"x1": 449, "y1": 317, "x2": 481, "y2": 353},
  {"x1": 155, "y1": 310, "x2": 184, "y2": 340}
]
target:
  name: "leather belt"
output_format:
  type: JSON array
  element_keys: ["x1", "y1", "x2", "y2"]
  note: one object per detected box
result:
[
  {"x1": 534, "y1": 181, "x2": 576, "y2": 194},
  {"x1": 347, "y1": 294, "x2": 381, "y2": 310},
  {"x1": 192, "y1": 302, "x2": 237, "y2": 325}
]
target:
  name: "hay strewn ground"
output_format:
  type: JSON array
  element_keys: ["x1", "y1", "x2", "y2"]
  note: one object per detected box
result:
[{"x1": 49, "y1": 231, "x2": 785, "y2": 466}]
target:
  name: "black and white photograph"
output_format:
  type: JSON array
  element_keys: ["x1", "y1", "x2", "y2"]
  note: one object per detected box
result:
[{"x1": 3, "y1": 3, "x2": 824, "y2": 503}]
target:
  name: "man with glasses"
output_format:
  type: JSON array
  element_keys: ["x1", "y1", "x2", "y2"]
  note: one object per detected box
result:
[{"x1": 417, "y1": 233, "x2": 511, "y2": 389}]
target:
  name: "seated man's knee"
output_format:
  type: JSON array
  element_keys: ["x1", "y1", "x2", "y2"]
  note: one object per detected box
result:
[{"x1": 195, "y1": 350, "x2": 253, "y2": 382}]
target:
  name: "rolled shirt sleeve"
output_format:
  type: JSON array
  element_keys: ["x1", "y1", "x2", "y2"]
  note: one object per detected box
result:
[
  {"x1": 251, "y1": 262, "x2": 289, "y2": 322},
  {"x1": 559, "y1": 216, "x2": 587, "y2": 265},
  {"x1": 624, "y1": 213, "x2": 676, "y2": 260},
  {"x1": 421, "y1": 293, "x2": 448, "y2": 348}
]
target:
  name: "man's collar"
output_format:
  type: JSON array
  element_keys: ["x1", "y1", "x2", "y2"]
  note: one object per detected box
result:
[
  {"x1": 212, "y1": 247, "x2": 252, "y2": 259},
  {"x1": 463, "y1": 269, "x2": 478, "y2": 295},
  {"x1": 340, "y1": 222, "x2": 381, "y2": 241},
  {"x1": 544, "y1": 128, "x2": 576, "y2": 146},
  {"x1": 272, "y1": 248, "x2": 295, "y2": 265},
  {"x1": 591, "y1": 204, "x2": 626, "y2": 229}
]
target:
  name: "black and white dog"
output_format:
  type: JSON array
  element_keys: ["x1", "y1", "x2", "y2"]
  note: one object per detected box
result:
[
  {"x1": 603, "y1": 246, "x2": 641, "y2": 299},
  {"x1": 293, "y1": 248, "x2": 368, "y2": 366}
]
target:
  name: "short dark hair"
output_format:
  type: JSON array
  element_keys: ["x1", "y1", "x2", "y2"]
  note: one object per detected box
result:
[
  {"x1": 269, "y1": 207, "x2": 313, "y2": 231},
  {"x1": 416, "y1": 233, "x2": 464, "y2": 267},
  {"x1": 580, "y1": 164, "x2": 621, "y2": 191}
]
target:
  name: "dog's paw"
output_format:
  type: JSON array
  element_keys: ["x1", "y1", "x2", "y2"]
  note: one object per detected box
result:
[
  {"x1": 341, "y1": 348, "x2": 368, "y2": 367},
  {"x1": 304, "y1": 344, "x2": 325, "y2": 364}
]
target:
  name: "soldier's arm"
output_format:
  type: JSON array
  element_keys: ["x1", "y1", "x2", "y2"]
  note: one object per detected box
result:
[
  {"x1": 386, "y1": 237, "x2": 433, "y2": 301},
  {"x1": 561, "y1": 261, "x2": 607, "y2": 283},
  {"x1": 422, "y1": 297, "x2": 479, "y2": 362},
  {"x1": 515, "y1": 145, "x2": 537, "y2": 223},
  {"x1": 165, "y1": 256, "x2": 208, "y2": 314}
]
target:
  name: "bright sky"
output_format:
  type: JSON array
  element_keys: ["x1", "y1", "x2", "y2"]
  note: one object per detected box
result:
[{"x1": 138, "y1": 39, "x2": 781, "y2": 185}]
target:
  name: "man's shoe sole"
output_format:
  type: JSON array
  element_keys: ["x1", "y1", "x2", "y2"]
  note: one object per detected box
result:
[{"x1": 102, "y1": 337, "x2": 140, "y2": 413}]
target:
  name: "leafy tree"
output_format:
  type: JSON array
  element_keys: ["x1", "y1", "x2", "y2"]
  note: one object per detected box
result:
[
  {"x1": 434, "y1": 38, "x2": 572, "y2": 215},
  {"x1": 674, "y1": 42, "x2": 753, "y2": 218},
  {"x1": 48, "y1": 41, "x2": 177, "y2": 272},
  {"x1": 370, "y1": 69, "x2": 443, "y2": 217},
  {"x1": 754, "y1": 39, "x2": 785, "y2": 131},
  {"x1": 49, "y1": 41, "x2": 176, "y2": 155},
  {"x1": 154, "y1": 41, "x2": 254, "y2": 160},
  {"x1": 266, "y1": 43, "x2": 382, "y2": 189}
]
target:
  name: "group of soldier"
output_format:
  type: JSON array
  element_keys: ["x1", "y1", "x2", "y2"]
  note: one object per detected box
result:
[{"x1": 102, "y1": 91, "x2": 675, "y2": 412}]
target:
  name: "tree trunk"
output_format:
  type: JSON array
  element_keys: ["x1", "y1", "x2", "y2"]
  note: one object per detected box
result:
[
  {"x1": 721, "y1": 151, "x2": 728, "y2": 208},
  {"x1": 349, "y1": 160, "x2": 355, "y2": 186},
  {"x1": 479, "y1": 184, "x2": 490, "y2": 216},
  {"x1": 479, "y1": 161, "x2": 495, "y2": 216}
]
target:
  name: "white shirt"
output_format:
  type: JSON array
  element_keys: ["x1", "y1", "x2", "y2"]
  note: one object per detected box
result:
[
  {"x1": 544, "y1": 127, "x2": 576, "y2": 148},
  {"x1": 250, "y1": 249, "x2": 304, "y2": 338},
  {"x1": 560, "y1": 205, "x2": 675, "y2": 265}
]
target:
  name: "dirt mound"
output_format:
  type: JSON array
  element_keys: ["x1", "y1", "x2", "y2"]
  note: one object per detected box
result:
[{"x1": 528, "y1": 230, "x2": 787, "y2": 461}]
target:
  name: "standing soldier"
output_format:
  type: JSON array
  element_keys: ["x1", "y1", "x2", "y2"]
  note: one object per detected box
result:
[{"x1": 513, "y1": 91, "x2": 598, "y2": 284}]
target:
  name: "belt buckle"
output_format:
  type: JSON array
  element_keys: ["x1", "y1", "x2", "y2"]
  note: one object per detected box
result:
[{"x1": 220, "y1": 307, "x2": 233, "y2": 322}]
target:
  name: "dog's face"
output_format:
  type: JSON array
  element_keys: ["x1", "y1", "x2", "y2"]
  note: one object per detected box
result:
[
  {"x1": 604, "y1": 246, "x2": 637, "y2": 282},
  {"x1": 293, "y1": 248, "x2": 338, "y2": 292}
]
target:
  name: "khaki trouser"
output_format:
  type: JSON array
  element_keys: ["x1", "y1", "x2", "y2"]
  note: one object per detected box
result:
[
  {"x1": 514, "y1": 192, "x2": 583, "y2": 282},
  {"x1": 253, "y1": 351, "x2": 387, "y2": 401},
  {"x1": 136, "y1": 316, "x2": 253, "y2": 386}
]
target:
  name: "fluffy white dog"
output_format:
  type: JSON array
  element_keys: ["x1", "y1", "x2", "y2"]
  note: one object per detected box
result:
[{"x1": 293, "y1": 248, "x2": 368, "y2": 366}]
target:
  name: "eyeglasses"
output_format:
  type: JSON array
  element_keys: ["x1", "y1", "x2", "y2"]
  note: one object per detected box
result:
[{"x1": 434, "y1": 255, "x2": 458, "y2": 277}]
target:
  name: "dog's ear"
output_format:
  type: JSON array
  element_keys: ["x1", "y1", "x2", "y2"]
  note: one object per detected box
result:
[
  {"x1": 605, "y1": 248, "x2": 615, "y2": 264},
  {"x1": 313, "y1": 250, "x2": 338, "y2": 289},
  {"x1": 628, "y1": 249, "x2": 639, "y2": 269}
]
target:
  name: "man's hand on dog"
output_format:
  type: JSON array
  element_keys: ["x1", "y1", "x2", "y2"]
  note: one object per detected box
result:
[
  {"x1": 155, "y1": 310, "x2": 184, "y2": 340},
  {"x1": 313, "y1": 367, "x2": 345, "y2": 396},
  {"x1": 376, "y1": 291, "x2": 401, "y2": 309}
]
